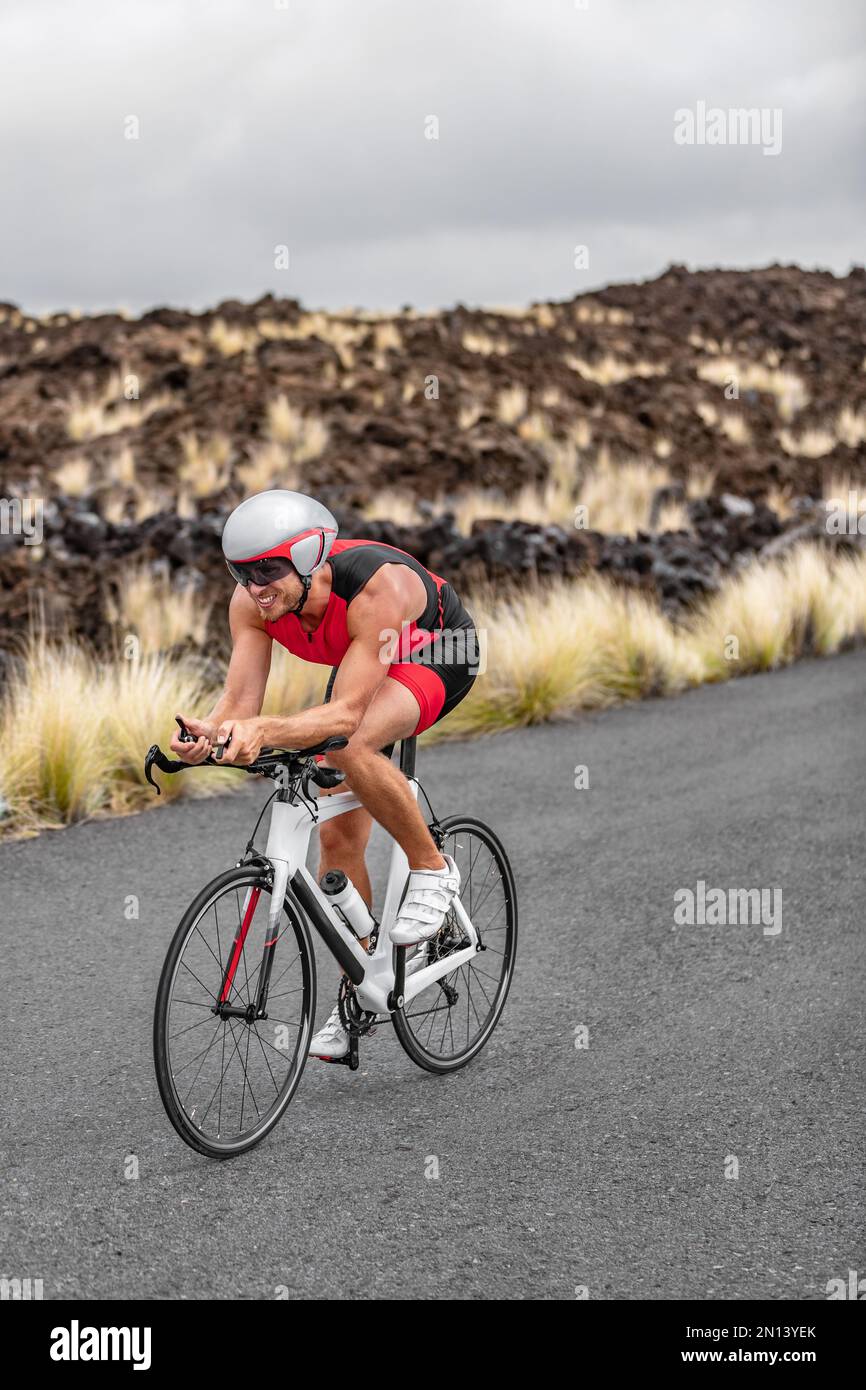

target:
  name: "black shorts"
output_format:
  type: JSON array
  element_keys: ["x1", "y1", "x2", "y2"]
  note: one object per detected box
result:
[{"x1": 324, "y1": 621, "x2": 480, "y2": 759}]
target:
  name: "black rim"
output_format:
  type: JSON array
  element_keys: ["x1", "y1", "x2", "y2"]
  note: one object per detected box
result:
[
  {"x1": 398, "y1": 822, "x2": 514, "y2": 1061},
  {"x1": 160, "y1": 876, "x2": 311, "y2": 1150}
]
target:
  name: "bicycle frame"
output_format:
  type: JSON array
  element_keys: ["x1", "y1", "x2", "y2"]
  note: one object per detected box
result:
[{"x1": 224, "y1": 742, "x2": 480, "y2": 1018}]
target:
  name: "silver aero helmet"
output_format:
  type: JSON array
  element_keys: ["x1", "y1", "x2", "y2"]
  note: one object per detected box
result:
[{"x1": 221, "y1": 490, "x2": 338, "y2": 614}]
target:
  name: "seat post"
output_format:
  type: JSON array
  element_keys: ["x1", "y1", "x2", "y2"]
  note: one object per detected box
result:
[{"x1": 399, "y1": 735, "x2": 417, "y2": 779}]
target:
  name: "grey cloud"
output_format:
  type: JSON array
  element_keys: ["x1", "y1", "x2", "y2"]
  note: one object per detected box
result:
[{"x1": 0, "y1": 0, "x2": 863, "y2": 314}]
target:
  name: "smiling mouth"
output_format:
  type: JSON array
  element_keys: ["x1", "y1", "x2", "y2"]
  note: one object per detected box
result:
[{"x1": 256, "y1": 592, "x2": 278, "y2": 610}]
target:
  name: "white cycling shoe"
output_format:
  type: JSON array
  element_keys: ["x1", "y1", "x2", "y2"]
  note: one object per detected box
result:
[
  {"x1": 309, "y1": 1004, "x2": 354, "y2": 1060},
  {"x1": 309, "y1": 948, "x2": 431, "y2": 1060},
  {"x1": 390, "y1": 855, "x2": 461, "y2": 946}
]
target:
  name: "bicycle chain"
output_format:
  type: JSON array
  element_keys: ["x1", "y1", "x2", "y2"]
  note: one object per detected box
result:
[{"x1": 337, "y1": 976, "x2": 378, "y2": 1038}]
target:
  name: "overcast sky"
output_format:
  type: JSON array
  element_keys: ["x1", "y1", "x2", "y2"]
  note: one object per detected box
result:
[{"x1": 1, "y1": 0, "x2": 863, "y2": 315}]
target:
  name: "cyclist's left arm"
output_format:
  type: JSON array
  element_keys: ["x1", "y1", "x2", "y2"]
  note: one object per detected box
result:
[{"x1": 216, "y1": 567, "x2": 418, "y2": 763}]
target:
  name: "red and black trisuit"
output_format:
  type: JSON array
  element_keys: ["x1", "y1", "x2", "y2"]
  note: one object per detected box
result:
[{"x1": 265, "y1": 539, "x2": 479, "y2": 753}]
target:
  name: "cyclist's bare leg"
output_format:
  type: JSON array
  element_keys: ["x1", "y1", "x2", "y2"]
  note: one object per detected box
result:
[
  {"x1": 318, "y1": 678, "x2": 445, "y2": 892},
  {"x1": 317, "y1": 790, "x2": 374, "y2": 907}
]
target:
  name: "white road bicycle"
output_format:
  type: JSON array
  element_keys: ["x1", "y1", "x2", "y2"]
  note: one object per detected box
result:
[{"x1": 145, "y1": 729, "x2": 518, "y2": 1158}]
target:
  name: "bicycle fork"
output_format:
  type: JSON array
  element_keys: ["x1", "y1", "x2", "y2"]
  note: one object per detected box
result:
[{"x1": 215, "y1": 862, "x2": 290, "y2": 1021}]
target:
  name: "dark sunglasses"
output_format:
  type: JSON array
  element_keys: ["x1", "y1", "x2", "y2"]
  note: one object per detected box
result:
[{"x1": 225, "y1": 555, "x2": 296, "y2": 588}]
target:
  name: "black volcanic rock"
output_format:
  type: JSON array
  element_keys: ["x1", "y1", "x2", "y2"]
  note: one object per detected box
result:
[{"x1": 2, "y1": 265, "x2": 866, "y2": 651}]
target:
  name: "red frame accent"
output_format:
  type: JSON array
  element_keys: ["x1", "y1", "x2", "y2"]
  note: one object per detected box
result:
[{"x1": 219, "y1": 887, "x2": 261, "y2": 1003}]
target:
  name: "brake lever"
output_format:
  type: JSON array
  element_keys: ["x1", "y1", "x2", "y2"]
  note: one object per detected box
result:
[
  {"x1": 309, "y1": 765, "x2": 346, "y2": 789},
  {"x1": 144, "y1": 744, "x2": 194, "y2": 794},
  {"x1": 144, "y1": 745, "x2": 162, "y2": 792}
]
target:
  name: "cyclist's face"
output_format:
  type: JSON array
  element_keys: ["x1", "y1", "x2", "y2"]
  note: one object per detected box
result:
[{"x1": 247, "y1": 566, "x2": 305, "y2": 621}]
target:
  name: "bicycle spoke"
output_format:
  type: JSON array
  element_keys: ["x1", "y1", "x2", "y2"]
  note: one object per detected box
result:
[
  {"x1": 235, "y1": 923, "x2": 300, "y2": 1005},
  {"x1": 161, "y1": 874, "x2": 312, "y2": 1150},
  {"x1": 169, "y1": 1011, "x2": 221, "y2": 1043},
  {"x1": 178, "y1": 956, "x2": 218, "y2": 1003},
  {"x1": 471, "y1": 876, "x2": 503, "y2": 925},
  {"x1": 469, "y1": 965, "x2": 505, "y2": 987},
  {"x1": 180, "y1": 1019, "x2": 225, "y2": 1108},
  {"x1": 251, "y1": 1025, "x2": 284, "y2": 1096},
  {"x1": 217, "y1": 1020, "x2": 227, "y2": 1135},
  {"x1": 192, "y1": 919, "x2": 231, "y2": 996},
  {"x1": 199, "y1": 1019, "x2": 249, "y2": 1128},
  {"x1": 261, "y1": 1015, "x2": 303, "y2": 1030},
  {"x1": 175, "y1": 1020, "x2": 224, "y2": 1083},
  {"x1": 239, "y1": 1023, "x2": 254, "y2": 1131},
  {"x1": 398, "y1": 822, "x2": 513, "y2": 1062},
  {"x1": 466, "y1": 962, "x2": 494, "y2": 1012},
  {"x1": 212, "y1": 898, "x2": 249, "y2": 1008}
]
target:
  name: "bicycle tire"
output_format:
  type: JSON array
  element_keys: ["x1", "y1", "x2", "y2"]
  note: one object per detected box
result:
[
  {"x1": 392, "y1": 815, "x2": 517, "y2": 1074},
  {"x1": 153, "y1": 866, "x2": 316, "y2": 1158}
]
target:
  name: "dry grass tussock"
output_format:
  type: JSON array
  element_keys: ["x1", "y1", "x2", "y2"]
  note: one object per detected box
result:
[
  {"x1": 697, "y1": 358, "x2": 809, "y2": 421},
  {"x1": 3, "y1": 546, "x2": 865, "y2": 835},
  {"x1": 696, "y1": 401, "x2": 751, "y2": 445},
  {"x1": 208, "y1": 319, "x2": 260, "y2": 357},
  {"x1": 0, "y1": 639, "x2": 231, "y2": 831},
  {"x1": 461, "y1": 330, "x2": 510, "y2": 357},
  {"x1": 686, "y1": 544, "x2": 866, "y2": 679},
  {"x1": 363, "y1": 451, "x2": 710, "y2": 537},
  {"x1": 179, "y1": 431, "x2": 233, "y2": 497},
  {"x1": 106, "y1": 564, "x2": 213, "y2": 652},
  {"x1": 266, "y1": 396, "x2": 330, "y2": 462},
  {"x1": 574, "y1": 301, "x2": 633, "y2": 326},
  {"x1": 778, "y1": 407, "x2": 866, "y2": 458},
  {"x1": 65, "y1": 371, "x2": 172, "y2": 443},
  {"x1": 565, "y1": 353, "x2": 666, "y2": 385},
  {"x1": 426, "y1": 546, "x2": 866, "y2": 740},
  {"x1": 207, "y1": 313, "x2": 370, "y2": 369},
  {"x1": 259, "y1": 314, "x2": 365, "y2": 369}
]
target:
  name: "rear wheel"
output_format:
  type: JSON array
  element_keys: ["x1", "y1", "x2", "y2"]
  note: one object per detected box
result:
[
  {"x1": 392, "y1": 816, "x2": 517, "y2": 1073},
  {"x1": 153, "y1": 867, "x2": 316, "y2": 1158}
]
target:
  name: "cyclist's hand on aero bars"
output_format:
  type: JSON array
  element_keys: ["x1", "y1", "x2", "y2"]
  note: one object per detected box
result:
[
  {"x1": 169, "y1": 714, "x2": 216, "y2": 765},
  {"x1": 214, "y1": 718, "x2": 266, "y2": 766}
]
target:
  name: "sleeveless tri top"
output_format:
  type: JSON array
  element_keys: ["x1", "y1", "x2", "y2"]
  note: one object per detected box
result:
[{"x1": 266, "y1": 539, "x2": 471, "y2": 667}]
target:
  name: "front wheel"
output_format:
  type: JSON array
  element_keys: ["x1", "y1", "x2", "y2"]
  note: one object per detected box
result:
[
  {"x1": 392, "y1": 816, "x2": 517, "y2": 1073},
  {"x1": 153, "y1": 866, "x2": 316, "y2": 1158}
]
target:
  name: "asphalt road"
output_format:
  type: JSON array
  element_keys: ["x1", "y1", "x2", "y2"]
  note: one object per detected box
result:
[{"x1": 2, "y1": 652, "x2": 864, "y2": 1300}]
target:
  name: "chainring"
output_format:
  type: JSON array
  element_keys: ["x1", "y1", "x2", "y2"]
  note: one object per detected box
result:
[{"x1": 337, "y1": 976, "x2": 378, "y2": 1038}]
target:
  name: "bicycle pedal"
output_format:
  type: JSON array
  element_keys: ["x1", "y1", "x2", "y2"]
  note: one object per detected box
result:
[{"x1": 319, "y1": 1034, "x2": 360, "y2": 1070}]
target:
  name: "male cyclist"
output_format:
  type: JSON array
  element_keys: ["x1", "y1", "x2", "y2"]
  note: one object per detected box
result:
[{"x1": 170, "y1": 489, "x2": 479, "y2": 1061}]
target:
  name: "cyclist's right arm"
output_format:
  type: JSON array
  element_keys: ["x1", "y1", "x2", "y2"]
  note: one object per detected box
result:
[{"x1": 169, "y1": 586, "x2": 273, "y2": 763}]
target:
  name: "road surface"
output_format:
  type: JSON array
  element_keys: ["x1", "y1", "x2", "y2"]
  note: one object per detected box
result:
[{"x1": 2, "y1": 652, "x2": 863, "y2": 1299}]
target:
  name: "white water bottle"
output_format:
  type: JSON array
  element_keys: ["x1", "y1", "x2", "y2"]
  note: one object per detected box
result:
[{"x1": 320, "y1": 870, "x2": 375, "y2": 939}]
